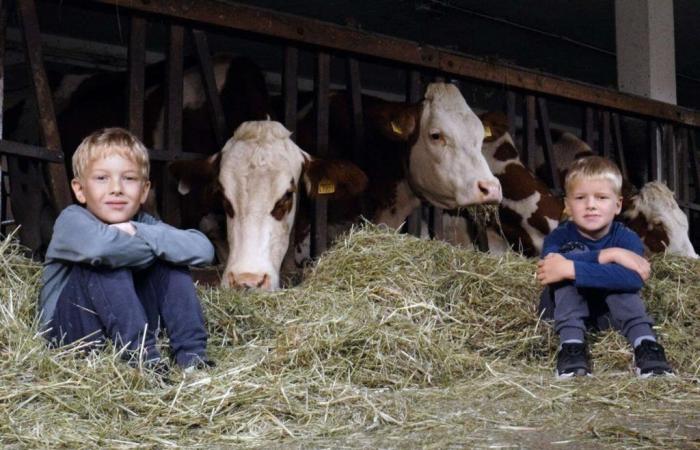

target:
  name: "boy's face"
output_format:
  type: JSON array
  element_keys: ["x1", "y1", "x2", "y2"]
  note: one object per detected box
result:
[
  {"x1": 565, "y1": 177, "x2": 622, "y2": 240},
  {"x1": 71, "y1": 154, "x2": 151, "y2": 224}
]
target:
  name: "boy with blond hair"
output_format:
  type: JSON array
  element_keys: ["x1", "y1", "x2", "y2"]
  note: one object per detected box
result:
[
  {"x1": 39, "y1": 127, "x2": 215, "y2": 373},
  {"x1": 537, "y1": 156, "x2": 672, "y2": 378}
]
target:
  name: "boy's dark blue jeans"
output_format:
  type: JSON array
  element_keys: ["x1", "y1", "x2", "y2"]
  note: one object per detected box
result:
[{"x1": 47, "y1": 260, "x2": 208, "y2": 368}]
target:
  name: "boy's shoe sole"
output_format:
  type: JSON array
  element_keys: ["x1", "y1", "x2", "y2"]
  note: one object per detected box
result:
[
  {"x1": 635, "y1": 367, "x2": 675, "y2": 379},
  {"x1": 555, "y1": 368, "x2": 592, "y2": 380}
]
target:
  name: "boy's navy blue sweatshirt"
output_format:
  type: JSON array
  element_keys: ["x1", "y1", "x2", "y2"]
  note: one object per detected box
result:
[{"x1": 541, "y1": 220, "x2": 645, "y2": 292}]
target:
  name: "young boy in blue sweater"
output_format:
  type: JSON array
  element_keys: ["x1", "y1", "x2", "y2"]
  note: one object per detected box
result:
[
  {"x1": 537, "y1": 156, "x2": 672, "y2": 378},
  {"x1": 39, "y1": 127, "x2": 215, "y2": 372}
]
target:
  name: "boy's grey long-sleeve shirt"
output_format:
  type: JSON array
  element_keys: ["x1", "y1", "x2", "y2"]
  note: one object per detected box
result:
[{"x1": 38, "y1": 205, "x2": 215, "y2": 328}]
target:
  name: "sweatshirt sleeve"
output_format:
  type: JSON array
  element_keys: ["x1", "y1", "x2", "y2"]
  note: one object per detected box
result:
[
  {"x1": 46, "y1": 205, "x2": 156, "y2": 268},
  {"x1": 573, "y1": 261, "x2": 644, "y2": 292},
  {"x1": 133, "y1": 218, "x2": 215, "y2": 267}
]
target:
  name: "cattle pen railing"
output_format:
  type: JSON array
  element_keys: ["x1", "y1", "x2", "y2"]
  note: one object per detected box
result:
[{"x1": 1, "y1": 0, "x2": 699, "y2": 257}]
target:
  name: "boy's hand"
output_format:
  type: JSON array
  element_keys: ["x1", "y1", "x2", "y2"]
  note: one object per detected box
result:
[
  {"x1": 599, "y1": 248, "x2": 650, "y2": 281},
  {"x1": 537, "y1": 253, "x2": 575, "y2": 285},
  {"x1": 109, "y1": 222, "x2": 137, "y2": 236}
]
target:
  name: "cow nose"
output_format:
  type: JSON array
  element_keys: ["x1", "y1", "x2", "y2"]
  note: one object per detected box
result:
[
  {"x1": 230, "y1": 272, "x2": 271, "y2": 290},
  {"x1": 476, "y1": 179, "x2": 502, "y2": 203}
]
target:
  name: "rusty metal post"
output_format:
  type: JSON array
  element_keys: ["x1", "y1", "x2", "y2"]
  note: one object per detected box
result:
[
  {"x1": 600, "y1": 111, "x2": 611, "y2": 160},
  {"x1": 161, "y1": 24, "x2": 184, "y2": 226},
  {"x1": 346, "y1": 56, "x2": 364, "y2": 164},
  {"x1": 128, "y1": 15, "x2": 146, "y2": 140},
  {"x1": 405, "y1": 69, "x2": 422, "y2": 237},
  {"x1": 536, "y1": 97, "x2": 561, "y2": 193},
  {"x1": 311, "y1": 51, "x2": 330, "y2": 256},
  {"x1": 583, "y1": 106, "x2": 595, "y2": 150},
  {"x1": 506, "y1": 90, "x2": 517, "y2": 141},
  {"x1": 611, "y1": 113, "x2": 628, "y2": 180},
  {"x1": 283, "y1": 46, "x2": 298, "y2": 138},
  {"x1": 193, "y1": 29, "x2": 228, "y2": 149},
  {"x1": 17, "y1": 0, "x2": 71, "y2": 210},
  {"x1": 523, "y1": 95, "x2": 536, "y2": 171}
]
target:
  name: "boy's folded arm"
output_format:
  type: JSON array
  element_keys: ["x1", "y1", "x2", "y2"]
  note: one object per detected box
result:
[
  {"x1": 134, "y1": 221, "x2": 215, "y2": 266},
  {"x1": 47, "y1": 206, "x2": 155, "y2": 267},
  {"x1": 573, "y1": 261, "x2": 644, "y2": 292}
]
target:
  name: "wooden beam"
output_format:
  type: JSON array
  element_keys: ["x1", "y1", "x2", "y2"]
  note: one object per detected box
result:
[
  {"x1": 583, "y1": 106, "x2": 595, "y2": 149},
  {"x1": 523, "y1": 95, "x2": 536, "y2": 170},
  {"x1": 90, "y1": 0, "x2": 700, "y2": 127},
  {"x1": 611, "y1": 113, "x2": 628, "y2": 180},
  {"x1": 0, "y1": 140, "x2": 63, "y2": 162},
  {"x1": 536, "y1": 97, "x2": 561, "y2": 193}
]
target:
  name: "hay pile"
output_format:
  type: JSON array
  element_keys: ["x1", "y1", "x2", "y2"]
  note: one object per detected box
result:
[{"x1": 1, "y1": 226, "x2": 699, "y2": 448}]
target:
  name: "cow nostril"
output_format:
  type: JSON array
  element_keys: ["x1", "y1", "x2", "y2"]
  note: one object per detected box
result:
[
  {"x1": 477, "y1": 181, "x2": 490, "y2": 196},
  {"x1": 256, "y1": 273, "x2": 269, "y2": 288}
]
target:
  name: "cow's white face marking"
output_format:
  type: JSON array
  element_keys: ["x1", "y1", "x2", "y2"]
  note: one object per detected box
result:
[
  {"x1": 219, "y1": 121, "x2": 309, "y2": 290},
  {"x1": 625, "y1": 181, "x2": 698, "y2": 258},
  {"x1": 409, "y1": 83, "x2": 501, "y2": 209}
]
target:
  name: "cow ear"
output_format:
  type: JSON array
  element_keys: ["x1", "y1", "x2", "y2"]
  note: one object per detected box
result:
[
  {"x1": 302, "y1": 157, "x2": 368, "y2": 199},
  {"x1": 169, "y1": 152, "x2": 221, "y2": 195},
  {"x1": 479, "y1": 111, "x2": 509, "y2": 142},
  {"x1": 368, "y1": 103, "x2": 420, "y2": 142}
]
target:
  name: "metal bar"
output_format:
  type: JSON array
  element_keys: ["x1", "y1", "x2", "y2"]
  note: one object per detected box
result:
[
  {"x1": 676, "y1": 200, "x2": 700, "y2": 211},
  {"x1": 506, "y1": 90, "x2": 516, "y2": 139},
  {"x1": 283, "y1": 46, "x2": 298, "y2": 137},
  {"x1": 649, "y1": 121, "x2": 663, "y2": 183},
  {"x1": 128, "y1": 15, "x2": 146, "y2": 139},
  {"x1": 690, "y1": 129, "x2": 700, "y2": 202},
  {"x1": 523, "y1": 95, "x2": 536, "y2": 171},
  {"x1": 192, "y1": 29, "x2": 228, "y2": 149},
  {"x1": 345, "y1": 56, "x2": 364, "y2": 164},
  {"x1": 146, "y1": 149, "x2": 210, "y2": 161},
  {"x1": 405, "y1": 69, "x2": 422, "y2": 237},
  {"x1": 611, "y1": 112, "x2": 628, "y2": 179},
  {"x1": 536, "y1": 97, "x2": 561, "y2": 193},
  {"x1": 17, "y1": 0, "x2": 71, "y2": 210},
  {"x1": 91, "y1": 0, "x2": 700, "y2": 127},
  {"x1": 162, "y1": 23, "x2": 184, "y2": 226},
  {"x1": 312, "y1": 51, "x2": 330, "y2": 256},
  {"x1": 601, "y1": 110, "x2": 611, "y2": 159},
  {"x1": 0, "y1": 0, "x2": 7, "y2": 236},
  {"x1": 665, "y1": 124, "x2": 678, "y2": 194},
  {"x1": 679, "y1": 128, "x2": 690, "y2": 215},
  {"x1": 583, "y1": 106, "x2": 595, "y2": 150}
]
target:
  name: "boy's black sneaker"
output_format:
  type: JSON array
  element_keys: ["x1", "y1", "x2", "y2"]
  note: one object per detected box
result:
[
  {"x1": 634, "y1": 340, "x2": 674, "y2": 378},
  {"x1": 556, "y1": 343, "x2": 591, "y2": 379}
]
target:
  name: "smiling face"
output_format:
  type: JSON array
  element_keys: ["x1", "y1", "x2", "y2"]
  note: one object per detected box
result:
[
  {"x1": 565, "y1": 177, "x2": 622, "y2": 240},
  {"x1": 71, "y1": 153, "x2": 151, "y2": 224}
]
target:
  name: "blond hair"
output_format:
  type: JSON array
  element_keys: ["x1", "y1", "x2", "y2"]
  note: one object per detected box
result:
[
  {"x1": 565, "y1": 155, "x2": 622, "y2": 196},
  {"x1": 72, "y1": 127, "x2": 150, "y2": 180}
]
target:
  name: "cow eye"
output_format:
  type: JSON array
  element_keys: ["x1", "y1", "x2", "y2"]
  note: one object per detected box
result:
[
  {"x1": 430, "y1": 131, "x2": 441, "y2": 140},
  {"x1": 271, "y1": 190, "x2": 294, "y2": 220},
  {"x1": 222, "y1": 198, "x2": 235, "y2": 218}
]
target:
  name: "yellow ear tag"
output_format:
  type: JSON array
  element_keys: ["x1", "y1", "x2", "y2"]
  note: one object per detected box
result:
[
  {"x1": 390, "y1": 120, "x2": 403, "y2": 136},
  {"x1": 484, "y1": 125, "x2": 492, "y2": 138},
  {"x1": 317, "y1": 178, "x2": 336, "y2": 195}
]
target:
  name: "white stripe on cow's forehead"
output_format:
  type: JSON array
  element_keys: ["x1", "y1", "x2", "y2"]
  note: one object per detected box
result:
[{"x1": 424, "y1": 83, "x2": 470, "y2": 112}]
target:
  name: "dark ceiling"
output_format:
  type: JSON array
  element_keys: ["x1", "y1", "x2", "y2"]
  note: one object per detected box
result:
[
  {"x1": 5, "y1": 1, "x2": 700, "y2": 111},
  {"x1": 227, "y1": 0, "x2": 700, "y2": 109}
]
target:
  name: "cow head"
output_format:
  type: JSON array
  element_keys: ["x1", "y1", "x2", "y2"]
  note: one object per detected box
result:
[
  {"x1": 622, "y1": 181, "x2": 698, "y2": 259},
  {"x1": 172, "y1": 120, "x2": 368, "y2": 290},
  {"x1": 375, "y1": 82, "x2": 502, "y2": 209}
]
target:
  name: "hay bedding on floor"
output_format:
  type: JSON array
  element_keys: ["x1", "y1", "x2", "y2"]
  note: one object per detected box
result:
[{"x1": 1, "y1": 226, "x2": 699, "y2": 448}]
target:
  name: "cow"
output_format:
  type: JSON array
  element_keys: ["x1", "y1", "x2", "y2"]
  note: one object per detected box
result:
[
  {"x1": 448, "y1": 112, "x2": 698, "y2": 259},
  {"x1": 171, "y1": 119, "x2": 368, "y2": 290},
  {"x1": 172, "y1": 81, "x2": 503, "y2": 289}
]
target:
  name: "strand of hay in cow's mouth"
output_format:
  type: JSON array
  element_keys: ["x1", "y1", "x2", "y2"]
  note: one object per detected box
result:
[{"x1": 1, "y1": 227, "x2": 699, "y2": 448}]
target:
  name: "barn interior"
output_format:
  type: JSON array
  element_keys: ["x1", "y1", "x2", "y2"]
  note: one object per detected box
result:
[{"x1": 0, "y1": 0, "x2": 699, "y2": 254}]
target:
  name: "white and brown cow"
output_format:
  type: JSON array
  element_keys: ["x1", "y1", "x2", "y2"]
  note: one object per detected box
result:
[{"x1": 171, "y1": 120, "x2": 368, "y2": 290}]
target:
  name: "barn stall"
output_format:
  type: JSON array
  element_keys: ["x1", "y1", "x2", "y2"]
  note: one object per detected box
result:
[{"x1": 0, "y1": 1, "x2": 699, "y2": 447}]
